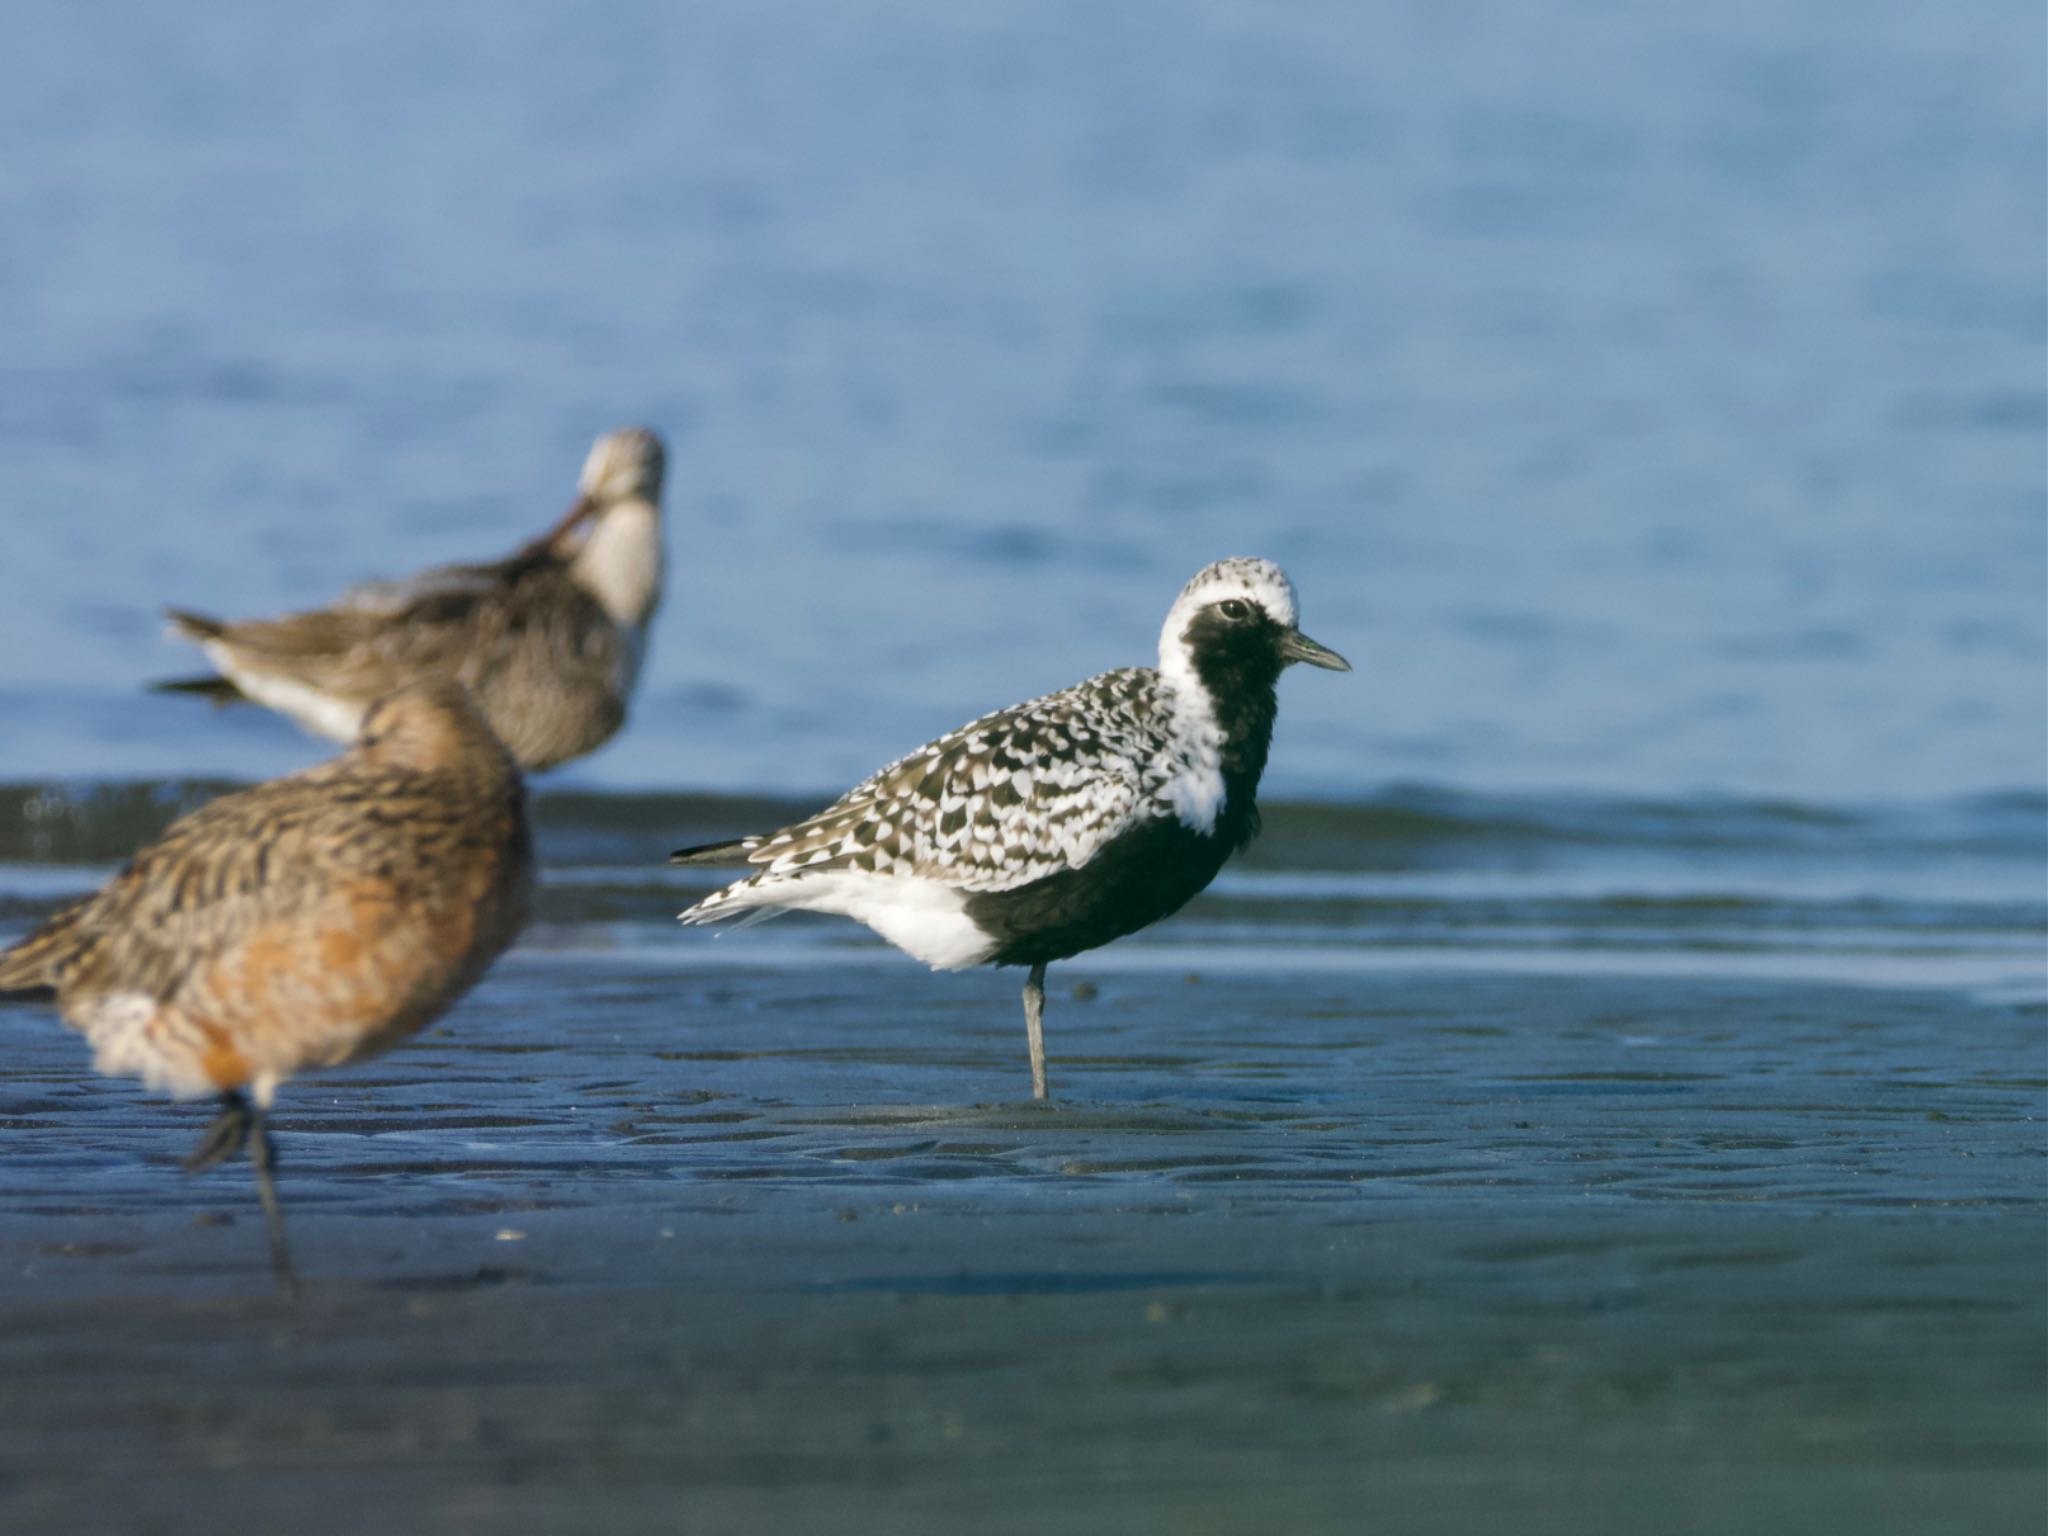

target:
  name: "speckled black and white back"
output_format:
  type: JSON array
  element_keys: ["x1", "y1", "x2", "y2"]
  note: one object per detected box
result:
[{"x1": 679, "y1": 558, "x2": 1315, "y2": 971}]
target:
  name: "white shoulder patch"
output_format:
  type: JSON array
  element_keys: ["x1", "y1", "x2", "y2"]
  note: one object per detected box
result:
[{"x1": 1163, "y1": 763, "x2": 1226, "y2": 834}]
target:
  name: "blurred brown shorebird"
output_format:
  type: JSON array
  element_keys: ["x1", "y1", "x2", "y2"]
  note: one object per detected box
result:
[
  {"x1": 0, "y1": 680, "x2": 533, "y2": 1291},
  {"x1": 156, "y1": 426, "x2": 666, "y2": 771}
]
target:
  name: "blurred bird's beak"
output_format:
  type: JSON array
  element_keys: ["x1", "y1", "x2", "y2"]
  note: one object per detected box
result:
[
  {"x1": 508, "y1": 494, "x2": 600, "y2": 564},
  {"x1": 1279, "y1": 629, "x2": 1351, "y2": 671},
  {"x1": 541, "y1": 493, "x2": 601, "y2": 551}
]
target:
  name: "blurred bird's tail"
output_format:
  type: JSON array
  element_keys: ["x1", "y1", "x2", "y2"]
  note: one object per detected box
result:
[
  {"x1": 153, "y1": 609, "x2": 245, "y2": 706},
  {"x1": 164, "y1": 608, "x2": 229, "y2": 643},
  {"x1": 0, "y1": 905, "x2": 89, "y2": 1000},
  {"x1": 149, "y1": 674, "x2": 246, "y2": 706}
]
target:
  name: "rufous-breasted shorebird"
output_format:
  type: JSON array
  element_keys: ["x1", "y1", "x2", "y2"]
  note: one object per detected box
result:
[
  {"x1": 0, "y1": 679, "x2": 533, "y2": 1290},
  {"x1": 156, "y1": 426, "x2": 666, "y2": 772},
  {"x1": 674, "y1": 558, "x2": 1349, "y2": 1100}
]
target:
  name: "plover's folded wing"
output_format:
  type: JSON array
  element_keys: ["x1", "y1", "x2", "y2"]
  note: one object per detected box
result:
[{"x1": 735, "y1": 669, "x2": 1175, "y2": 894}]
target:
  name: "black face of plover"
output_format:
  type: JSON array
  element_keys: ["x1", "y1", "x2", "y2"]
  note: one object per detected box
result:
[
  {"x1": 674, "y1": 556, "x2": 1349, "y2": 1100},
  {"x1": 152, "y1": 426, "x2": 667, "y2": 772},
  {"x1": 0, "y1": 678, "x2": 534, "y2": 1291}
]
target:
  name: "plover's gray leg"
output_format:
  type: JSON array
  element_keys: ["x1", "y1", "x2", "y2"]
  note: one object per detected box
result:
[
  {"x1": 1023, "y1": 961, "x2": 1049, "y2": 1101},
  {"x1": 184, "y1": 1091, "x2": 297, "y2": 1295}
]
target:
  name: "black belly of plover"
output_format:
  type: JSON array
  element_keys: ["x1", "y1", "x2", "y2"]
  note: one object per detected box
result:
[{"x1": 963, "y1": 814, "x2": 1239, "y2": 968}]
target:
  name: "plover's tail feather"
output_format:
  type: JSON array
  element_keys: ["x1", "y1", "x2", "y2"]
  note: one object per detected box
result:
[
  {"x1": 671, "y1": 837, "x2": 756, "y2": 866},
  {"x1": 682, "y1": 897, "x2": 784, "y2": 931},
  {"x1": 678, "y1": 879, "x2": 769, "y2": 927},
  {"x1": 150, "y1": 674, "x2": 246, "y2": 706},
  {"x1": 675, "y1": 838, "x2": 772, "y2": 926}
]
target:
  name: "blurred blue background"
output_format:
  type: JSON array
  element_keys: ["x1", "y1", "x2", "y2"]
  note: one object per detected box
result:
[{"x1": 1, "y1": 0, "x2": 2041, "y2": 801}]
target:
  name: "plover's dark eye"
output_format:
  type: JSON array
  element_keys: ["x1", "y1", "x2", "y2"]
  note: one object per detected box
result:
[{"x1": 1218, "y1": 599, "x2": 1252, "y2": 622}]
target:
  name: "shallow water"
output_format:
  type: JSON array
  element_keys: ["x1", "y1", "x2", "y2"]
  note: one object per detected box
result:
[{"x1": 0, "y1": 784, "x2": 2042, "y2": 1531}]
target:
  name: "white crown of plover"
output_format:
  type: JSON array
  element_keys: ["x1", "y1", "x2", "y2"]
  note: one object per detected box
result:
[
  {"x1": 154, "y1": 426, "x2": 667, "y2": 772},
  {"x1": 674, "y1": 556, "x2": 1349, "y2": 1099},
  {"x1": 0, "y1": 679, "x2": 534, "y2": 1291}
]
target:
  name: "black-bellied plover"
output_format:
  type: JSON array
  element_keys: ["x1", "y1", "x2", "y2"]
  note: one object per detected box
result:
[
  {"x1": 156, "y1": 426, "x2": 666, "y2": 771},
  {"x1": 674, "y1": 557, "x2": 1348, "y2": 1100},
  {"x1": 0, "y1": 680, "x2": 533, "y2": 1290}
]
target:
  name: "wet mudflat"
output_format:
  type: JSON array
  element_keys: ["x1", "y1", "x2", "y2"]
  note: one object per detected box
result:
[{"x1": 0, "y1": 944, "x2": 2039, "y2": 1535}]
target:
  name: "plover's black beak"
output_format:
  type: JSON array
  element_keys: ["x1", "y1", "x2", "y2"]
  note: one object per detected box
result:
[{"x1": 1279, "y1": 628, "x2": 1351, "y2": 671}]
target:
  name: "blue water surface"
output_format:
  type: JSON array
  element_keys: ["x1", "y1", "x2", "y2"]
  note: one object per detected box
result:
[{"x1": 0, "y1": 0, "x2": 2041, "y2": 802}]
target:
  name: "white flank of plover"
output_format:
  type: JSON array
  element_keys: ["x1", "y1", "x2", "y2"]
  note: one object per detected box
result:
[
  {"x1": 674, "y1": 557, "x2": 1349, "y2": 1100},
  {"x1": 155, "y1": 426, "x2": 666, "y2": 771},
  {"x1": 0, "y1": 680, "x2": 533, "y2": 1291}
]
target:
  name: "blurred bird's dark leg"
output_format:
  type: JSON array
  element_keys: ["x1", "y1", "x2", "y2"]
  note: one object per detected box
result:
[
  {"x1": 247, "y1": 1109, "x2": 298, "y2": 1296},
  {"x1": 184, "y1": 1090, "x2": 252, "y2": 1172},
  {"x1": 1023, "y1": 962, "x2": 1049, "y2": 1101},
  {"x1": 184, "y1": 1090, "x2": 298, "y2": 1295}
]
